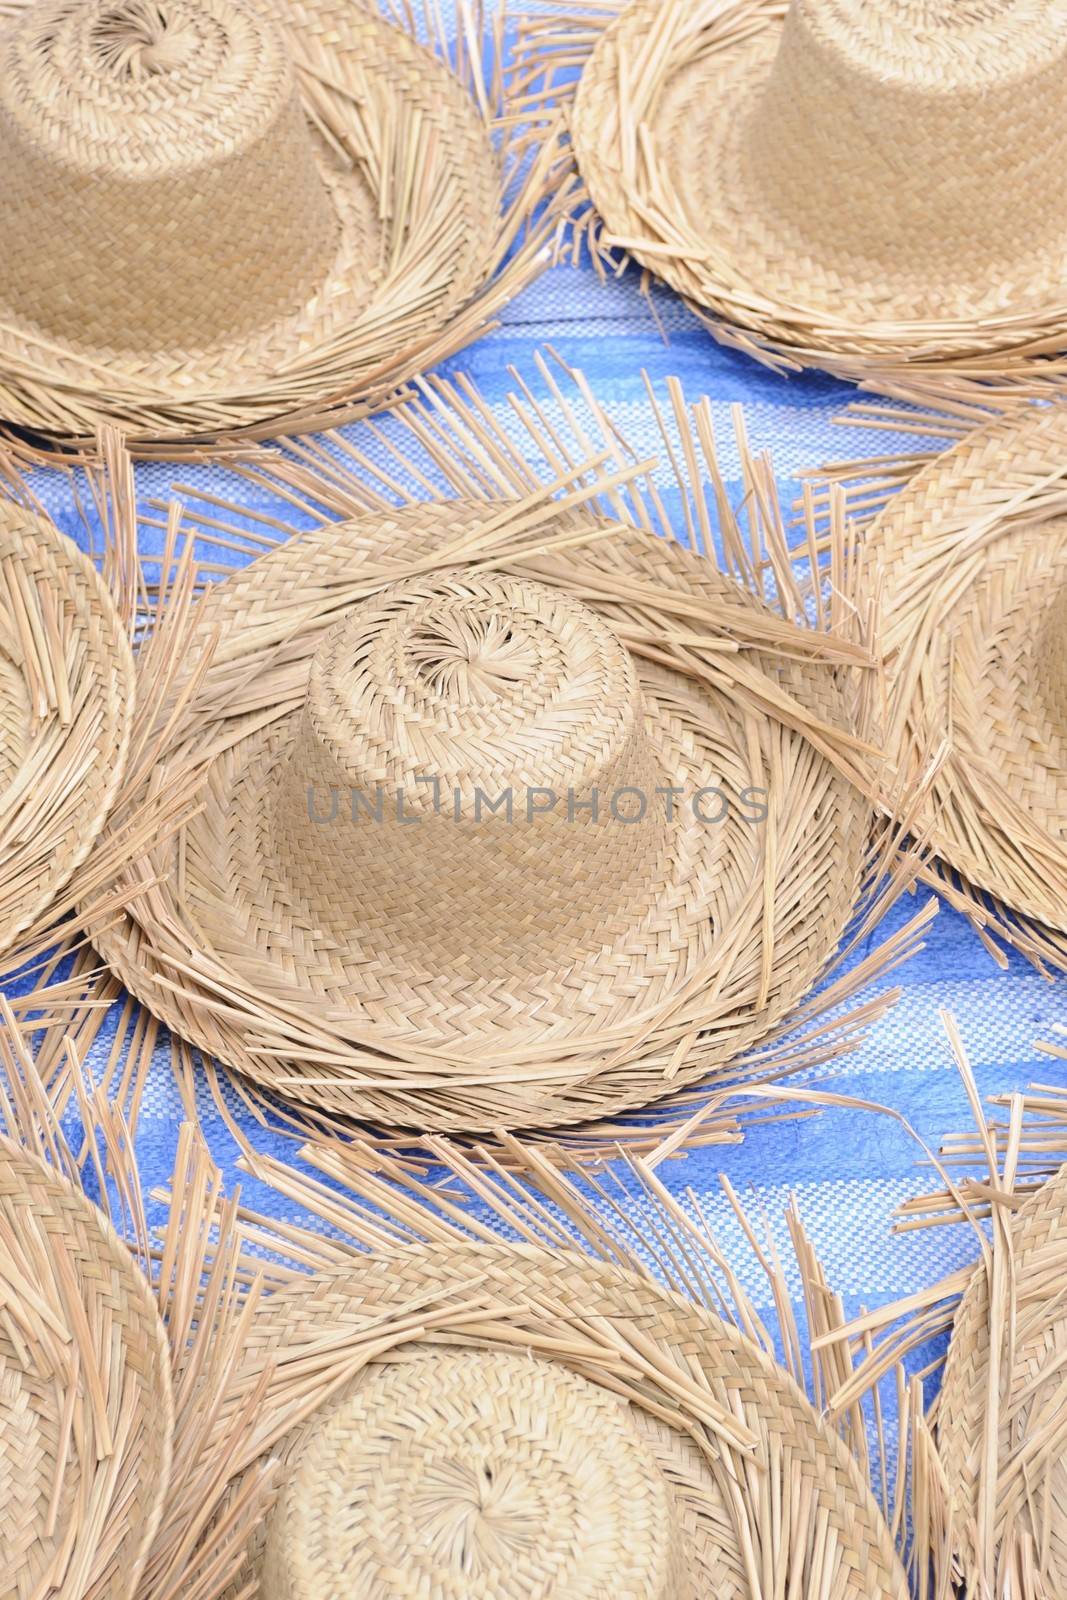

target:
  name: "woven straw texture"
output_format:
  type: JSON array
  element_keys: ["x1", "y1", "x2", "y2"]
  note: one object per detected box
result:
[
  {"x1": 542, "y1": 0, "x2": 1067, "y2": 399},
  {"x1": 0, "y1": 1136, "x2": 172, "y2": 1600},
  {"x1": 0, "y1": 0, "x2": 556, "y2": 449},
  {"x1": 864, "y1": 404, "x2": 1067, "y2": 939},
  {"x1": 0, "y1": 495, "x2": 133, "y2": 955},
  {"x1": 934, "y1": 1163, "x2": 1067, "y2": 1596},
  {"x1": 87, "y1": 498, "x2": 872, "y2": 1134},
  {"x1": 217, "y1": 1243, "x2": 908, "y2": 1600}
]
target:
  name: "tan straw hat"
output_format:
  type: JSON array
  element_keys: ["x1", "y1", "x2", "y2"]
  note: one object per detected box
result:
[
  {"x1": 0, "y1": 495, "x2": 133, "y2": 954},
  {"x1": 935, "y1": 1161, "x2": 1067, "y2": 1596},
  {"x1": 863, "y1": 404, "x2": 1067, "y2": 945},
  {"x1": 0, "y1": 1014, "x2": 908, "y2": 1599},
  {"x1": 212, "y1": 1242, "x2": 908, "y2": 1600},
  {"x1": 0, "y1": 1135, "x2": 172, "y2": 1600},
  {"x1": 0, "y1": 0, "x2": 562, "y2": 451},
  {"x1": 88, "y1": 465, "x2": 875, "y2": 1133},
  {"x1": 542, "y1": 0, "x2": 1067, "y2": 397}
]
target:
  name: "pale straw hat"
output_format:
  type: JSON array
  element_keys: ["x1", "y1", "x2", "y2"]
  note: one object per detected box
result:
[
  {"x1": 544, "y1": 0, "x2": 1067, "y2": 397},
  {"x1": 0, "y1": 0, "x2": 560, "y2": 451},
  {"x1": 936, "y1": 1162, "x2": 1067, "y2": 1597},
  {"x1": 0, "y1": 1016, "x2": 906, "y2": 1599},
  {"x1": 88, "y1": 469, "x2": 875, "y2": 1133},
  {"x1": 215, "y1": 1243, "x2": 908, "y2": 1600},
  {"x1": 0, "y1": 1136, "x2": 172, "y2": 1600},
  {"x1": 0, "y1": 494, "x2": 133, "y2": 955},
  {"x1": 863, "y1": 405, "x2": 1067, "y2": 948}
]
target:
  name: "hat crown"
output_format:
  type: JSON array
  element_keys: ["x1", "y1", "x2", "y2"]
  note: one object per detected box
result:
[
  {"x1": 0, "y1": 0, "x2": 338, "y2": 351},
  {"x1": 796, "y1": 0, "x2": 1061, "y2": 82},
  {"x1": 270, "y1": 569, "x2": 674, "y2": 980},
  {"x1": 260, "y1": 1348, "x2": 692, "y2": 1599},
  {"x1": 743, "y1": 0, "x2": 1067, "y2": 296}
]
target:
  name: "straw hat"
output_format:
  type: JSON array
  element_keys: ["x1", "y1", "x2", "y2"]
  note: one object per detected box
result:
[
  {"x1": 560, "y1": 0, "x2": 1067, "y2": 391},
  {"x1": 0, "y1": 496, "x2": 133, "y2": 954},
  {"x1": 215, "y1": 1242, "x2": 907, "y2": 1599},
  {"x1": 89, "y1": 494, "x2": 873, "y2": 1133},
  {"x1": 0, "y1": 1136, "x2": 172, "y2": 1600},
  {"x1": 936, "y1": 1162, "x2": 1067, "y2": 1595},
  {"x1": 0, "y1": 0, "x2": 544, "y2": 449},
  {"x1": 864, "y1": 405, "x2": 1067, "y2": 941}
]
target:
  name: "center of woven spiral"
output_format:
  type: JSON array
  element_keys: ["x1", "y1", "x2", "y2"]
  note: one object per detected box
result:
[
  {"x1": 411, "y1": 1457, "x2": 543, "y2": 1569},
  {"x1": 89, "y1": 0, "x2": 198, "y2": 75},
  {"x1": 299, "y1": 570, "x2": 650, "y2": 799},
  {"x1": 408, "y1": 611, "x2": 539, "y2": 705},
  {"x1": 260, "y1": 1349, "x2": 692, "y2": 1600},
  {"x1": 271, "y1": 568, "x2": 676, "y2": 976}
]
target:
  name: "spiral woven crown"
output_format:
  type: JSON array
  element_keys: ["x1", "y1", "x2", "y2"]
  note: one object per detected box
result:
[
  {"x1": 259, "y1": 1349, "x2": 693, "y2": 1600},
  {"x1": 743, "y1": 0, "x2": 1067, "y2": 288},
  {"x1": 270, "y1": 570, "x2": 673, "y2": 978},
  {"x1": 0, "y1": 0, "x2": 337, "y2": 351}
]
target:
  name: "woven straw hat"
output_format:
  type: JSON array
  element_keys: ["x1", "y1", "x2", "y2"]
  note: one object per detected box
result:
[
  {"x1": 559, "y1": 0, "x2": 1067, "y2": 392},
  {"x1": 0, "y1": 0, "x2": 544, "y2": 449},
  {"x1": 0, "y1": 496, "x2": 133, "y2": 954},
  {"x1": 0, "y1": 1136, "x2": 172, "y2": 1600},
  {"x1": 936, "y1": 1162, "x2": 1067, "y2": 1596},
  {"x1": 89, "y1": 490, "x2": 873, "y2": 1133},
  {"x1": 213, "y1": 1242, "x2": 907, "y2": 1599},
  {"x1": 864, "y1": 405, "x2": 1067, "y2": 940}
]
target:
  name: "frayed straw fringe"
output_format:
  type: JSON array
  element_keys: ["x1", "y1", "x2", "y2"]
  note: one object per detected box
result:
[
  {"x1": 0, "y1": 1021, "x2": 920, "y2": 1600},
  {"x1": 50, "y1": 355, "x2": 938, "y2": 1155},
  {"x1": 0, "y1": 0, "x2": 577, "y2": 459},
  {"x1": 799, "y1": 399, "x2": 1067, "y2": 977},
  {"x1": 776, "y1": 1013, "x2": 1067, "y2": 1599},
  {"x1": 0, "y1": 430, "x2": 203, "y2": 983},
  {"x1": 12, "y1": 1003, "x2": 1059, "y2": 1597},
  {"x1": 509, "y1": 1, "x2": 1067, "y2": 409}
]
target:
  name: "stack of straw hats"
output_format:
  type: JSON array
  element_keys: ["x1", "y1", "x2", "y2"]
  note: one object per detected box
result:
[
  {"x1": 530, "y1": 0, "x2": 1067, "y2": 398},
  {"x1": 0, "y1": 0, "x2": 560, "y2": 450},
  {"x1": 0, "y1": 494, "x2": 133, "y2": 955}
]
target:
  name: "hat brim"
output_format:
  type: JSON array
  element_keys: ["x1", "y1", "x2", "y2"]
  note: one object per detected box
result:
[
  {"x1": 0, "y1": 503, "x2": 134, "y2": 954},
  {"x1": 0, "y1": 2, "x2": 503, "y2": 448},
  {"x1": 215, "y1": 1242, "x2": 908, "y2": 1600},
  {"x1": 865, "y1": 407, "x2": 1067, "y2": 935},
  {"x1": 937, "y1": 1162, "x2": 1067, "y2": 1591},
  {"x1": 571, "y1": 0, "x2": 1067, "y2": 376},
  {"x1": 88, "y1": 501, "x2": 871, "y2": 1132},
  {"x1": 0, "y1": 1137, "x2": 173, "y2": 1600}
]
